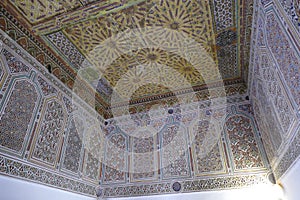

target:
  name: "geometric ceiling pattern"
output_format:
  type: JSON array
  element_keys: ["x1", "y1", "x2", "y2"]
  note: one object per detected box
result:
[{"x1": 0, "y1": 0, "x2": 254, "y2": 119}]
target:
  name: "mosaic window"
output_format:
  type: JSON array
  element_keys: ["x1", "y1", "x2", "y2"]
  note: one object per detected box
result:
[
  {"x1": 0, "y1": 80, "x2": 38, "y2": 154},
  {"x1": 31, "y1": 99, "x2": 66, "y2": 167},
  {"x1": 225, "y1": 114, "x2": 264, "y2": 170}
]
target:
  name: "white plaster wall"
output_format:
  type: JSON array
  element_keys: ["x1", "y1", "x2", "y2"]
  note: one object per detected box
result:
[
  {"x1": 0, "y1": 175, "x2": 286, "y2": 200},
  {"x1": 108, "y1": 184, "x2": 283, "y2": 200},
  {"x1": 280, "y1": 158, "x2": 300, "y2": 200},
  {"x1": 0, "y1": 175, "x2": 95, "y2": 200}
]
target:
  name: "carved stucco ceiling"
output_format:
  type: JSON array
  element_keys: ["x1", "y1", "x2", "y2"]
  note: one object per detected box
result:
[{"x1": 0, "y1": 0, "x2": 253, "y2": 118}]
